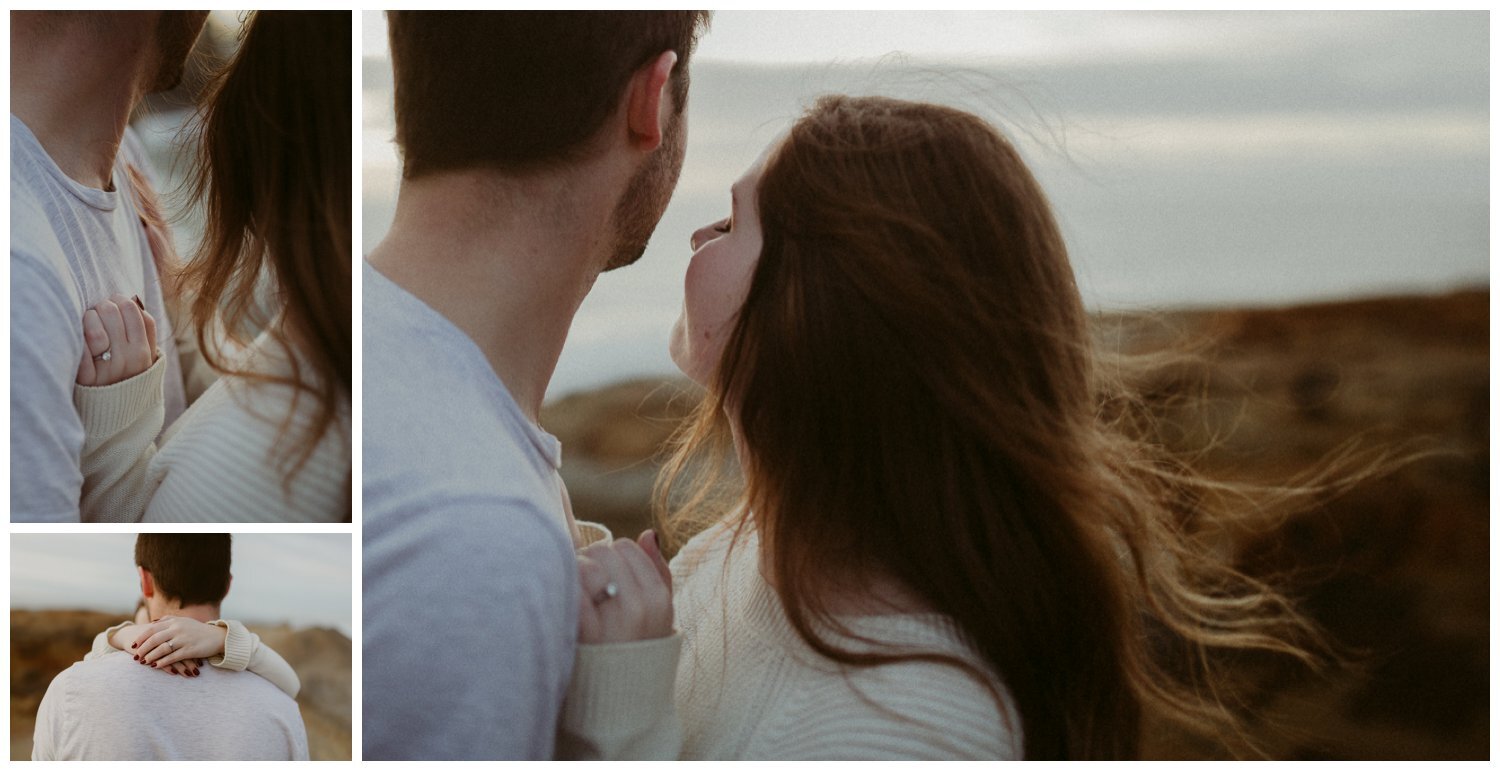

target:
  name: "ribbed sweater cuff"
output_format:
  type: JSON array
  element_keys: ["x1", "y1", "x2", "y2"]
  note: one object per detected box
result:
[
  {"x1": 208, "y1": 619, "x2": 252, "y2": 671},
  {"x1": 563, "y1": 634, "x2": 681, "y2": 735},
  {"x1": 575, "y1": 521, "x2": 613, "y2": 549},
  {"x1": 73, "y1": 355, "x2": 166, "y2": 436}
]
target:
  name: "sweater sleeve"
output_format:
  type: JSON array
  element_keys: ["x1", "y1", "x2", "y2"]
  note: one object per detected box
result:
[
  {"x1": 73, "y1": 355, "x2": 168, "y2": 522},
  {"x1": 208, "y1": 619, "x2": 301, "y2": 699},
  {"x1": 84, "y1": 621, "x2": 133, "y2": 660},
  {"x1": 556, "y1": 634, "x2": 683, "y2": 760}
]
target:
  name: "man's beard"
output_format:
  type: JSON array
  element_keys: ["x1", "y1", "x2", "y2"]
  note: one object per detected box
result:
[
  {"x1": 603, "y1": 112, "x2": 687, "y2": 272},
  {"x1": 148, "y1": 11, "x2": 208, "y2": 93}
]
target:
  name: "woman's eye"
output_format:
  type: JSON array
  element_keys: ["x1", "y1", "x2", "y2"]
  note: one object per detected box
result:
[{"x1": 713, "y1": 219, "x2": 731, "y2": 234}]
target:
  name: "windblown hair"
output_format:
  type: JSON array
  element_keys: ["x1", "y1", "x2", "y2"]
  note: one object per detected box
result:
[
  {"x1": 174, "y1": 11, "x2": 351, "y2": 490},
  {"x1": 656, "y1": 96, "x2": 1395, "y2": 759}
]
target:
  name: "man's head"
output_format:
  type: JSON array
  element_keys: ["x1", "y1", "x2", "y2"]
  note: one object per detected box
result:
[
  {"x1": 387, "y1": 11, "x2": 709, "y2": 270},
  {"x1": 18, "y1": 11, "x2": 209, "y2": 93},
  {"x1": 134, "y1": 534, "x2": 232, "y2": 618},
  {"x1": 147, "y1": 11, "x2": 211, "y2": 92}
]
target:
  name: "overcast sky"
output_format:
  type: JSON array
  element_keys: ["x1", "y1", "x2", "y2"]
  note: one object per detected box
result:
[
  {"x1": 360, "y1": 11, "x2": 1482, "y2": 67},
  {"x1": 12, "y1": 534, "x2": 352, "y2": 635}
]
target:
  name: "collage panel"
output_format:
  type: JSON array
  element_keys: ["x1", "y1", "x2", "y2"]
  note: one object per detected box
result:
[
  {"x1": 360, "y1": 10, "x2": 1487, "y2": 762},
  {"x1": 10, "y1": 10, "x2": 351, "y2": 523},
  {"x1": 11, "y1": 532, "x2": 352, "y2": 760}
]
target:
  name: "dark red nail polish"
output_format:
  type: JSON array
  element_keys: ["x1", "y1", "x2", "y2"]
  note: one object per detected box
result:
[{"x1": 130, "y1": 643, "x2": 137, "y2": 649}]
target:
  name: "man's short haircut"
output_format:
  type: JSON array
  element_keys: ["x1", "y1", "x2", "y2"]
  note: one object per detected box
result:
[
  {"x1": 387, "y1": 11, "x2": 710, "y2": 179},
  {"x1": 134, "y1": 534, "x2": 232, "y2": 607}
]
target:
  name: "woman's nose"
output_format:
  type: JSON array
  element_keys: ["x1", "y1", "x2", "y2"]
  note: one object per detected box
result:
[{"x1": 690, "y1": 223, "x2": 716, "y2": 251}]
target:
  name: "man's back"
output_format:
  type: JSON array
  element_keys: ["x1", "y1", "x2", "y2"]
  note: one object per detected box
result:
[{"x1": 32, "y1": 653, "x2": 309, "y2": 760}]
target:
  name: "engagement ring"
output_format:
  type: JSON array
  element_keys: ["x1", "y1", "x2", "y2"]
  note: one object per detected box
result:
[
  {"x1": 95, "y1": 350, "x2": 111, "y2": 362},
  {"x1": 593, "y1": 581, "x2": 620, "y2": 604}
]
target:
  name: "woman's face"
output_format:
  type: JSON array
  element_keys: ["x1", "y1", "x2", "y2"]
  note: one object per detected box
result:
[{"x1": 670, "y1": 154, "x2": 767, "y2": 386}]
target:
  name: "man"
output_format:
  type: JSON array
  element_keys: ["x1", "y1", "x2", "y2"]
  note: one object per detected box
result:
[
  {"x1": 10, "y1": 11, "x2": 207, "y2": 521},
  {"x1": 362, "y1": 11, "x2": 709, "y2": 760},
  {"x1": 32, "y1": 534, "x2": 309, "y2": 760}
]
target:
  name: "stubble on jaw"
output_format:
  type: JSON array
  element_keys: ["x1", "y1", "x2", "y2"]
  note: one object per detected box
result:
[
  {"x1": 147, "y1": 10, "x2": 209, "y2": 93},
  {"x1": 603, "y1": 111, "x2": 688, "y2": 273}
]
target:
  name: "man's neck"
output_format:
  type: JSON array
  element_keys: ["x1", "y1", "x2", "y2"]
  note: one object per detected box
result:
[
  {"x1": 10, "y1": 19, "x2": 153, "y2": 189},
  {"x1": 367, "y1": 166, "x2": 624, "y2": 422},
  {"x1": 151, "y1": 603, "x2": 219, "y2": 623}
]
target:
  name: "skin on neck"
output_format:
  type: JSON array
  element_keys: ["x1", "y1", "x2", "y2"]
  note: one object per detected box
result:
[
  {"x1": 11, "y1": 12, "x2": 164, "y2": 190},
  {"x1": 367, "y1": 161, "x2": 622, "y2": 422},
  {"x1": 367, "y1": 52, "x2": 679, "y2": 423}
]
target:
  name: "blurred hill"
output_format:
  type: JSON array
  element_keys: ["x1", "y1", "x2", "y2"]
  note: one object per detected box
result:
[
  {"x1": 542, "y1": 288, "x2": 1488, "y2": 760},
  {"x1": 10, "y1": 610, "x2": 350, "y2": 761}
]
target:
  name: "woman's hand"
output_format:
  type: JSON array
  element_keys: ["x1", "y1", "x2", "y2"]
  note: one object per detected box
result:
[
  {"x1": 76, "y1": 293, "x2": 159, "y2": 386},
  {"x1": 577, "y1": 530, "x2": 674, "y2": 644},
  {"x1": 129, "y1": 616, "x2": 228, "y2": 671}
]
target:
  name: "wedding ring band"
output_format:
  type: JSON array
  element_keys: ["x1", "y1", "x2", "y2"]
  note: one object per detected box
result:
[{"x1": 164, "y1": 639, "x2": 174, "y2": 650}]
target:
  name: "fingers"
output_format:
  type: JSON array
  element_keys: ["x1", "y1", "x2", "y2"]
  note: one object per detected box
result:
[
  {"x1": 78, "y1": 297, "x2": 156, "y2": 385},
  {"x1": 76, "y1": 346, "x2": 97, "y2": 386},
  {"x1": 131, "y1": 621, "x2": 168, "y2": 651},
  {"x1": 613, "y1": 539, "x2": 663, "y2": 598},
  {"x1": 576, "y1": 573, "x2": 602, "y2": 643},
  {"x1": 638, "y1": 529, "x2": 672, "y2": 589},
  {"x1": 82, "y1": 309, "x2": 110, "y2": 357},
  {"x1": 140, "y1": 301, "x2": 159, "y2": 362},
  {"x1": 131, "y1": 621, "x2": 166, "y2": 653},
  {"x1": 111, "y1": 294, "x2": 152, "y2": 375},
  {"x1": 154, "y1": 645, "x2": 192, "y2": 668},
  {"x1": 115, "y1": 294, "x2": 145, "y2": 345}
]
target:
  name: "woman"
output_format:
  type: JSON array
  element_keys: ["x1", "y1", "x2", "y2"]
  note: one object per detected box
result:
[
  {"x1": 71, "y1": 11, "x2": 350, "y2": 521},
  {"x1": 558, "y1": 96, "x2": 1363, "y2": 759}
]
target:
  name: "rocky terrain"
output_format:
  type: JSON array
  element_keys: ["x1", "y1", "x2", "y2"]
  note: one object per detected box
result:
[
  {"x1": 10, "y1": 610, "x2": 350, "y2": 760},
  {"x1": 542, "y1": 288, "x2": 1488, "y2": 760}
]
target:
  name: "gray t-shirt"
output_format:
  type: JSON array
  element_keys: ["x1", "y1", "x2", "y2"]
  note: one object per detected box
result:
[
  {"x1": 10, "y1": 114, "x2": 186, "y2": 521},
  {"x1": 32, "y1": 652, "x2": 309, "y2": 760},
  {"x1": 361, "y1": 259, "x2": 578, "y2": 759}
]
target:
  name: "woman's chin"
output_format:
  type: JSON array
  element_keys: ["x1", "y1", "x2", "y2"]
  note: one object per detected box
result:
[{"x1": 668, "y1": 329, "x2": 709, "y2": 388}]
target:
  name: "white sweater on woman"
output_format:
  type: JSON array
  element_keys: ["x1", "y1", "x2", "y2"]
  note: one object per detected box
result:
[
  {"x1": 73, "y1": 329, "x2": 349, "y2": 521},
  {"x1": 558, "y1": 522, "x2": 1022, "y2": 760}
]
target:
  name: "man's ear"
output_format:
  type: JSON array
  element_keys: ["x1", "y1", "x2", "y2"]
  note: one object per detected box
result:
[
  {"x1": 138, "y1": 567, "x2": 154, "y2": 599},
  {"x1": 624, "y1": 50, "x2": 679, "y2": 152}
]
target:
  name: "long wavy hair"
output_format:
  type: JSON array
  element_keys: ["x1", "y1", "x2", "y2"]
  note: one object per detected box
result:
[
  {"x1": 174, "y1": 11, "x2": 351, "y2": 487},
  {"x1": 655, "y1": 95, "x2": 1402, "y2": 759}
]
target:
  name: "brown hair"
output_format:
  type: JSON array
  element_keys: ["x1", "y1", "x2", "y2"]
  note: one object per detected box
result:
[
  {"x1": 175, "y1": 11, "x2": 351, "y2": 492},
  {"x1": 657, "y1": 96, "x2": 1397, "y2": 758},
  {"x1": 387, "y1": 10, "x2": 710, "y2": 178},
  {"x1": 135, "y1": 534, "x2": 232, "y2": 608}
]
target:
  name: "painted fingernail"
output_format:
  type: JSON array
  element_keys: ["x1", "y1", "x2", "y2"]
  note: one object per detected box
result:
[
  {"x1": 133, "y1": 655, "x2": 138, "y2": 660},
  {"x1": 132, "y1": 295, "x2": 144, "y2": 310},
  {"x1": 131, "y1": 643, "x2": 137, "y2": 649}
]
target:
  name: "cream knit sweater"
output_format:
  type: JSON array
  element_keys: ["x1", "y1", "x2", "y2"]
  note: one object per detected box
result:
[
  {"x1": 73, "y1": 330, "x2": 349, "y2": 521},
  {"x1": 559, "y1": 522, "x2": 1022, "y2": 760},
  {"x1": 88, "y1": 618, "x2": 300, "y2": 699}
]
